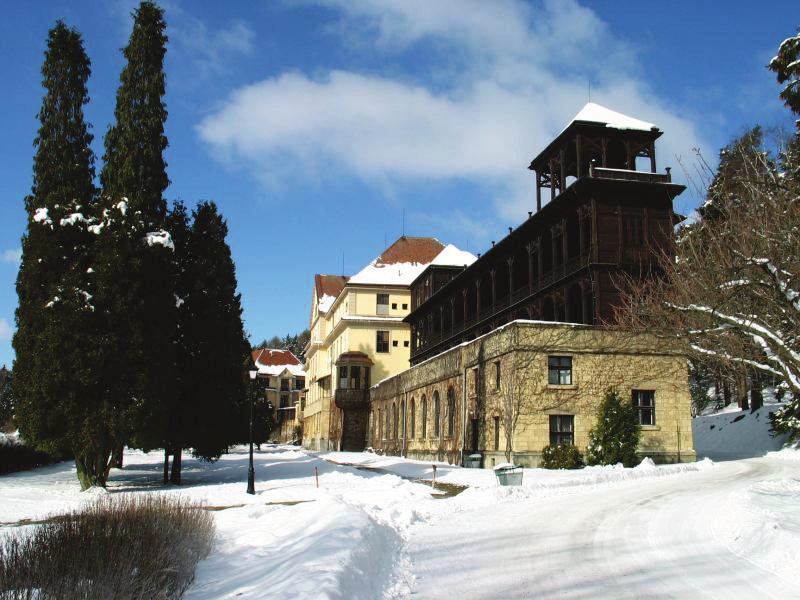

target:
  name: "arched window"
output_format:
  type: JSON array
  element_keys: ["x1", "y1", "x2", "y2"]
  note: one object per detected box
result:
[
  {"x1": 377, "y1": 409, "x2": 382, "y2": 440},
  {"x1": 393, "y1": 402, "x2": 398, "y2": 439},
  {"x1": 447, "y1": 386, "x2": 456, "y2": 437},
  {"x1": 410, "y1": 397, "x2": 416, "y2": 439},
  {"x1": 433, "y1": 391, "x2": 441, "y2": 438},
  {"x1": 421, "y1": 395, "x2": 428, "y2": 438},
  {"x1": 385, "y1": 406, "x2": 390, "y2": 440}
]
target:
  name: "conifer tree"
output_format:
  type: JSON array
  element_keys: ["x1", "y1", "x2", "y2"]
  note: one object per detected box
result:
[
  {"x1": 585, "y1": 389, "x2": 641, "y2": 467},
  {"x1": 769, "y1": 30, "x2": 800, "y2": 124},
  {"x1": 171, "y1": 202, "x2": 249, "y2": 483},
  {"x1": 94, "y1": 0, "x2": 175, "y2": 461},
  {"x1": 12, "y1": 23, "x2": 115, "y2": 489}
]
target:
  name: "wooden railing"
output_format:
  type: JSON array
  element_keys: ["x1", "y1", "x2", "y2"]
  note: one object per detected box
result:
[{"x1": 591, "y1": 166, "x2": 671, "y2": 184}]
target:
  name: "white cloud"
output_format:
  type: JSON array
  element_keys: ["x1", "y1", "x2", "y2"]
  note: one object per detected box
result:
[
  {"x1": 2, "y1": 248, "x2": 21, "y2": 265},
  {"x1": 171, "y1": 16, "x2": 255, "y2": 79},
  {"x1": 197, "y1": 0, "x2": 708, "y2": 234},
  {"x1": 0, "y1": 318, "x2": 11, "y2": 343}
]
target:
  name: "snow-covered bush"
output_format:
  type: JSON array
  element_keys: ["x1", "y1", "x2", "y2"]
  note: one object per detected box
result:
[
  {"x1": 0, "y1": 494, "x2": 214, "y2": 599},
  {"x1": 540, "y1": 444, "x2": 584, "y2": 469},
  {"x1": 586, "y1": 389, "x2": 641, "y2": 468}
]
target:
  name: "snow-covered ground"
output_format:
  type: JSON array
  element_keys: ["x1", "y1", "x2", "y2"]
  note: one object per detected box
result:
[
  {"x1": 1, "y1": 446, "x2": 799, "y2": 599},
  {"x1": 693, "y1": 402, "x2": 790, "y2": 460}
]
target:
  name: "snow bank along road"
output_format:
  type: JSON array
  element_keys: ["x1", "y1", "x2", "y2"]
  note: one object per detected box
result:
[{"x1": 1, "y1": 447, "x2": 798, "y2": 599}]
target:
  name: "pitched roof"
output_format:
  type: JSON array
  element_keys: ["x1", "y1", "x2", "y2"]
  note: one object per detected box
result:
[
  {"x1": 568, "y1": 102, "x2": 657, "y2": 132},
  {"x1": 315, "y1": 274, "x2": 348, "y2": 300},
  {"x1": 348, "y1": 236, "x2": 446, "y2": 286},
  {"x1": 251, "y1": 348, "x2": 306, "y2": 377},
  {"x1": 377, "y1": 236, "x2": 444, "y2": 265}
]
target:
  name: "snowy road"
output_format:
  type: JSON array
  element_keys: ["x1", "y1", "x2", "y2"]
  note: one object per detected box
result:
[{"x1": 408, "y1": 457, "x2": 800, "y2": 599}]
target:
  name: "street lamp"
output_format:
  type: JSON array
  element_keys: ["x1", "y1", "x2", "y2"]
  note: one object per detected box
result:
[{"x1": 247, "y1": 369, "x2": 257, "y2": 495}]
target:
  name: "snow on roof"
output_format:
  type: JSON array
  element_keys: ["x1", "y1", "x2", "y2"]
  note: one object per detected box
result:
[
  {"x1": 569, "y1": 102, "x2": 657, "y2": 132},
  {"x1": 347, "y1": 236, "x2": 445, "y2": 286},
  {"x1": 251, "y1": 348, "x2": 306, "y2": 377},
  {"x1": 318, "y1": 294, "x2": 336, "y2": 314},
  {"x1": 430, "y1": 244, "x2": 477, "y2": 267}
]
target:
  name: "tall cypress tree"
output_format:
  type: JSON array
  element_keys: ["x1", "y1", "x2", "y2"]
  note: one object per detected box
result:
[
  {"x1": 174, "y1": 202, "x2": 249, "y2": 482},
  {"x1": 13, "y1": 23, "x2": 115, "y2": 489},
  {"x1": 94, "y1": 0, "x2": 175, "y2": 461}
]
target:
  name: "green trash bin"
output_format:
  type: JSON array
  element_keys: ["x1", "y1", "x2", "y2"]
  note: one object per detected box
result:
[
  {"x1": 494, "y1": 464, "x2": 523, "y2": 486},
  {"x1": 464, "y1": 453, "x2": 482, "y2": 469}
]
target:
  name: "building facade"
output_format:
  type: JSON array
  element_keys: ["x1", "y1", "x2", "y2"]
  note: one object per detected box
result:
[
  {"x1": 406, "y1": 103, "x2": 685, "y2": 365},
  {"x1": 370, "y1": 321, "x2": 696, "y2": 467},
  {"x1": 251, "y1": 348, "x2": 306, "y2": 443},
  {"x1": 303, "y1": 237, "x2": 476, "y2": 451}
]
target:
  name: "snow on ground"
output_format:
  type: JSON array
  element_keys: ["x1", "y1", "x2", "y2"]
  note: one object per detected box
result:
[
  {"x1": 692, "y1": 402, "x2": 791, "y2": 460},
  {"x1": 2, "y1": 446, "x2": 800, "y2": 598}
]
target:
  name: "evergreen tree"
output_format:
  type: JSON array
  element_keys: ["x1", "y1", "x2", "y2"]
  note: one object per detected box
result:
[
  {"x1": 769, "y1": 30, "x2": 800, "y2": 123},
  {"x1": 12, "y1": 23, "x2": 115, "y2": 489},
  {"x1": 94, "y1": 0, "x2": 175, "y2": 462},
  {"x1": 585, "y1": 389, "x2": 641, "y2": 468},
  {"x1": 173, "y1": 201, "x2": 249, "y2": 482},
  {"x1": 1, "y1": 377, "x2": 14, "y2": 429},
  {"x1": 162, "y1": 201, "x2": 191, "y2": 483}
]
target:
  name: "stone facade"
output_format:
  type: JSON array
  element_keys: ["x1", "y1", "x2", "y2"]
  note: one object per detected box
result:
[{"x1": 369, "y1": 321, "x2": 695, "y2": 467}]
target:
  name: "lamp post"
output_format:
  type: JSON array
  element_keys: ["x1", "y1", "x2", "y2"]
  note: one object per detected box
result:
[{"x1": 247, "y1": 369, "x2": 257, "y2": 495}]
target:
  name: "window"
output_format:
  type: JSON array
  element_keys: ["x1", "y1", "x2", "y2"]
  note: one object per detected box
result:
[
  {"x1": 338, "y1": 366, "x2": 348, "y2": 389},
  {"x1": 548, "y1": 356, "x2": 572, "y2": 385},
  {"x1": 281, "y1": 379, "x2": 289, "y2": 391},
  {"x1": 403, "y1": 340, "x2": 410, "y2": 347},
  {"x1": 393, "y1": 403, "x2": 398, "y2": 439},
  {"x1": 633, "y1": 390, "x2": 656, "y2": 426},
  {"x1": 280, "y1": 394, "x2": 290, "y2": 409},
  {"x1": 377, "y1": 293, "x2": 390, "y2": 316},
  {"x1": 421, "y1": 395, "x2": 428, "y2": 438},
  {"x1": 494, "y1": 416, "x2": 500, "y2": 451},
  {"x1": 392, "y1": 340, "x2": 398, "y2": 347},
  {"x1": 447, "y1": 388, "x2": 456, "y2": 437},
  {"x1": 295, "y1": 378, "x2": 305, "y2": 390},
  {"x1": 402, "y1": 303, "x2": 408, "y2": 310},
  {"x1": 410, "y1": 398, "x2": 416, "y2": 439},
  {"x1": 494, "y1": 361, "x2": 501, "y2": 389},
  {"x1": 549, "y1": 415, "x2": 574, "y2": 446},
  {"x1": 433, "y1": 391, "x2": 441, "y2": 438},
  {"x1": 624, "y1": 216, "x2": 643, "y2": 247},
  {"x1": 392, "y1": 303, "x2": 397, "y2": 310},
  {"x1": 376, "y1": 330, "x2": 390, "y2": 353},
  {"x1": 385, "y1": 407, "x2": 390, "y2": 440}
]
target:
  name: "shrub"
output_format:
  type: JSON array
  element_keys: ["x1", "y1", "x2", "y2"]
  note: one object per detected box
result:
[
  {"x1": 540, "y1": 444, "x2": 584, "y2": 469},
  {"x1": 0, "y1": 494, "x2": 215, "y2": 599},
  {"x1": 0, "y1": 440, "x2": 64, "y2": 475},
  {"x1": 586, "y1": 388, "x2": 641, "y2": 467}
]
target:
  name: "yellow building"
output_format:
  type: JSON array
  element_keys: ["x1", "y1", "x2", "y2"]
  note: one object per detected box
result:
[
  {"x1": 303, "y1": 236, "x2": 476, "y2": 451},
  {"x1": 251, "y1": 348, "x2": 306, "y2": 443}
]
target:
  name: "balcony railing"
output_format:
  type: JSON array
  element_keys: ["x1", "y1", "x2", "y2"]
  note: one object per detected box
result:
[
  {"x1": 591, "y1": 166, "x2": 671, "y2": 184},
  {"x1": 334, "y1": 388, "x2": 369, "y2": 410},
  {"x1": 414, "y1": 252, "x2": 592, "y2": 354}
]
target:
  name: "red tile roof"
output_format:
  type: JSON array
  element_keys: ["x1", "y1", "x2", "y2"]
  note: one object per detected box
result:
[
  {"x1": 377, "y1": 236, "x2": 443, "y2": 265},
  {"x1": 251, "y1": 348, "x2": 301, "y2": 367},
  {"x1": 314, "y1": 274, "x2": 348, "y2": 301}
]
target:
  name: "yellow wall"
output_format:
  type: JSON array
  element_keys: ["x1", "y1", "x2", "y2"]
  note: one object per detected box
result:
[{"x1": 303, "y1": 284, "x2": 415, "y2": 450}]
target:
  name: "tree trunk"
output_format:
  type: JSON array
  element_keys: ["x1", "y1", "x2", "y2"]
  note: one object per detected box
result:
[
  {"x1": 75, "y1": 451, "x2": 112, "y2": 491},
  {"x1": 750, "y1": 371, "x2": 763, "y2": 412},
  {"x1": 722, "y1": 381, "x2": 731, "y2": 406},
  {"x1": 170, "y1": 448, "x2": 182, "y2": 485},
  {"x1": 111, "y1": 444, "x2": 124, "y2": 469},
  {"x1": 736, "y1": 370, "x2": 749, "y2": 411},
  {"x1": 163, "y1": 447, "x2": 170, "y2": 484}
]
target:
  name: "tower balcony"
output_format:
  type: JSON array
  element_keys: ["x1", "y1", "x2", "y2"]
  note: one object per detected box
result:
[{"x1": 334, "y1": 388, "x2": 369, "y2": 410}]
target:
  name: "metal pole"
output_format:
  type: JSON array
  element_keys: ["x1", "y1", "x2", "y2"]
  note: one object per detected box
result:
[{"x1": 247, "y1": 375, "x2": 256, "y2": 495}]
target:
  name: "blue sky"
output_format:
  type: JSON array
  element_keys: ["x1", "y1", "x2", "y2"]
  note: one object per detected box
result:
[{"x1": 0, "y1": 0, "x2": 796, "y2": 367}]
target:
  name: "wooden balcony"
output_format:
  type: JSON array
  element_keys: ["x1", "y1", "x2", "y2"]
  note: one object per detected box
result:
[
  {"x1": 334, "y1": 388, "x2": 369, "y2": 410},
  {"x1": 591, "y1": 167, "x2": 671, "y2": 184}
]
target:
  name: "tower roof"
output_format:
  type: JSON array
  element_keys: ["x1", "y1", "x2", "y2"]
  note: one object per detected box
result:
[{"x1": 567, "y1": 102, "x2": 658, "y2": 132}]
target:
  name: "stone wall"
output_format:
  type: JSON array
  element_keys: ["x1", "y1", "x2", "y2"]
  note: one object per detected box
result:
[{"x1": 369, "y1": 321, "x2": 696, "y2": 467}]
